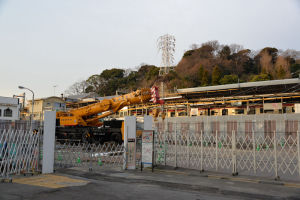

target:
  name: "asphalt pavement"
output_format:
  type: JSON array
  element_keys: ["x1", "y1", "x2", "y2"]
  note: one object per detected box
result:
[{"x1": 1, "y1": 166, "x2": 300, "y2": 200}]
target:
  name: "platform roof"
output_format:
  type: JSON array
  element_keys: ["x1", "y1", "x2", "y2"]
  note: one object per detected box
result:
[{"x1": 177, "y1": 78, "x2": 300, "y2": 93}]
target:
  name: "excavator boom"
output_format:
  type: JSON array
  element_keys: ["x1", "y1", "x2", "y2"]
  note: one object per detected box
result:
[
  {"x1": 56, "y1": 87, "x2": 158, "y2": 127},
  {"x1": 55, "y1": 86, "x2": 160, "y2": 144}
]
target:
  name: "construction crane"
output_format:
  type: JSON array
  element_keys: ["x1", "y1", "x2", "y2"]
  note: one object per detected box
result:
[{"x1": 56, "y1": 86, "x2": 161, "y2": 143}]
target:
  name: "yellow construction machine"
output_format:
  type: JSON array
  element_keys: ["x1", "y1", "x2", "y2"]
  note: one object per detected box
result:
[{"x1": 56, "y1": 87, "x2": 161, "y2": 143}]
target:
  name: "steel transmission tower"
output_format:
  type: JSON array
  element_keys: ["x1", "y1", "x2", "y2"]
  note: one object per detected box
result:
[{"x1": 157, "y1": 34, "x2": 176, "y2": 75}]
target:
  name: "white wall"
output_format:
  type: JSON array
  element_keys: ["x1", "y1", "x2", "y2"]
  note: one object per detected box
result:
[{"x1": 0, "y1": 96, "x2": 20, "y2": 120}]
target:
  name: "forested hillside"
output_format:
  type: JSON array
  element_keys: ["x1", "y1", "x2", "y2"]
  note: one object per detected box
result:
[{"x1": 65, "y1": 41, "x2": 300, "y2": 96}]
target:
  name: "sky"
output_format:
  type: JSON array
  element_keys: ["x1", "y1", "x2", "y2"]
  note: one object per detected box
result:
[{"x1": 0, "y1": 0, "x2": 300, "y2": 99}]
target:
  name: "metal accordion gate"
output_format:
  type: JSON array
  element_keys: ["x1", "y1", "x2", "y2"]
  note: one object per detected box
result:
[
  {"x1": 54, "y1": 141, "x2": 125, "y2": 171},
  {"x1": 0, "y1": 129, "x2": 41, "y2": 181},
  {"x1": 154, "y1": 120, "x2": 300, "y2": 181}
]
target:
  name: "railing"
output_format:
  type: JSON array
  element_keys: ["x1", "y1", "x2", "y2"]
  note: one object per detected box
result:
[{"x1": 154, "y1": 120, "x2": 300, "y2": 181}]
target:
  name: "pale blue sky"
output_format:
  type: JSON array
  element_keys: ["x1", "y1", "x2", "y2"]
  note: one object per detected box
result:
[{"x1": 0, "y1": 0, "x2": 299, "y2": 98}]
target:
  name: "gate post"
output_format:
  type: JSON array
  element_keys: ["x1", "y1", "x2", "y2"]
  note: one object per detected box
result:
[
  {"x1": 142, "y1": 115, "x2": 154, "y2": 169},
  {"x1": 187, "y1": 128, "x2": 190, "y2": 168},
  {"x1": 297, "y1": 130, "x2": 300, "y2": 177},
  {"x1": 274, "y1": 130, "x2": 279, "y2": 180},
  {"x1": 175, "y1": 121, "x2": 177, "y2": 168},
  {"x1": 252, "y1": 129, "x2": 256, "y2": 174},
  {"x1": 215, "y1": 130, "x2": 218, "y2": 171},
  {"x1": 124, "y1": 116, "x2": 136, "y2": 170},
  {"x1": 164, "y1": 121, "x2": 166, "y2": 166},
  {"x1": 42, "y1": 111, "x2": 56, "y2": 174},
  {"x1": 200, "y1": 130, "x2": 204, "y2": 172},
  {"x1": 232, "y1": 130, "x2": 237, "y2": 175}
]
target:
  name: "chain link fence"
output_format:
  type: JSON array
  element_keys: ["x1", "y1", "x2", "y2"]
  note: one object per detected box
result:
[{"x1": 154, "y1": 115, "x2": 300, "y2": 181}]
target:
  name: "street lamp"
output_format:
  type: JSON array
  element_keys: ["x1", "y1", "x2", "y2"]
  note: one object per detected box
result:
[{"x1": 18, "y1": 86, "x2": 34, "y2": 130}]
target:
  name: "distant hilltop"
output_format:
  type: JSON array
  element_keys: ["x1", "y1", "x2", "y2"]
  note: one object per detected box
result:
[{"x1": 65, "y1": 40, "x2": 300, "y2": 97}]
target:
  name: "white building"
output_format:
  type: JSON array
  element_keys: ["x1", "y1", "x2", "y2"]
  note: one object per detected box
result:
[{"x1": 0, "y1": 96, "x2": 20, "y2": 120}]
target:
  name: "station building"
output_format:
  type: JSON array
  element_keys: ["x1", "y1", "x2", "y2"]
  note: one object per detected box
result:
[{"x1": 120, "y1": 78, "x2": 300, "y2": 118}]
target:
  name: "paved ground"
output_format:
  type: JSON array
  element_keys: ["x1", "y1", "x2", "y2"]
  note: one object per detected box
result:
[{"x1": 1, "y1": 167, "x2": 300, "y2": 200}]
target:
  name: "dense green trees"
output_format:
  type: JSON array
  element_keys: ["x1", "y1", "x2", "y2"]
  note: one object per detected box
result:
[
  {"x1": 219, "y1": 75, "x2": 238, "y2": 85},
  {"x1": 250, "y1": 74, "x2": 271, "y2": 82},
  {"x1": 65, "y1": 65, "x2": 161, "y2": 96}
]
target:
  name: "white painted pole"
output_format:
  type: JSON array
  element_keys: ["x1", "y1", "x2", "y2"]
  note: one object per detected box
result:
[{"x1": 42, "y1": 111, "x2": 56, "y2": 174}]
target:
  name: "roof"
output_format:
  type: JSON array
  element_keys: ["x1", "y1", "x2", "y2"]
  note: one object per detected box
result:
[
  {"x1": 67, "y1": 93, "x2": 98, "y2": 100},
  {"x1": 177, "y1": 78, "x2": 300, "y2": 93},
  {"x1": 28, "y1": 96, "x2": 65, "y2": 102},
  {"x1": 96, "y1": 95, "x2": 117, "y2": 101},
  {"x1": 0, "y1": 96, "x2": 19, "y2": 105}
]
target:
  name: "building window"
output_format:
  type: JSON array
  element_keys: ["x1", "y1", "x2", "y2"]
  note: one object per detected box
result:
[
  {"x1": 222, "y1": 109, "x2": 228, "y2": 115},
  {"x1": 235, "y1": 109, "x2": 244, "y2": 114},
  {"x1": 4, "y1": 108, "x2": 12, "y2": 117}
]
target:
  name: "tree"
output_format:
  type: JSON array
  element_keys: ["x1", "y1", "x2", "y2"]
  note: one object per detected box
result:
[
  {"x1": 64, "y1": 80, "x2": 88, "y2": 96},
  {"x1": 276, "y1": 65, "x2": 286, "y2": 79},
  {"x1": 275, "y1": 56, "x2": 290, "y2": 78},
  {"x1": 211, "y1": 65, "x2": 222, "y2": 85},
  {"x1": 219, "y1": 75, "x2": 238, "y2": 85},
  {"x1": 219, "y1": 45, "x2": 231, "y2": 60},
  {"x1": 100, "y1": 68, "x2": 125, "y2": 80},
  {"x1": 198, "y1": 65, "x2": 204, "y2": 85},
  {"x1": 250, "y1": 74, "x2": 271, "y2": 82},
  {"x1": 231, "y1": 49, "x2": 251, "y2": 76},
  {"x1": 85, "y1": 74, "x2": 105, "y2": 94},
  {"x1": 201, "y1": 70, "x2": 209, "y2": 86}
]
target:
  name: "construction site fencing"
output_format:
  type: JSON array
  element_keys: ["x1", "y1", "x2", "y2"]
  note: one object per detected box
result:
[
  {"x1": 54, "y1": 141, "x2": 125, "y2": 170},
  {"x1": 154, "y1": 116, "x2": 300, "y2": 181},
  {"x1": 0, "y1": 129, "x2": 41, "y2": 181},
  {"x1": 0, "y1": 120, "x2": 43, "y2": 131}
]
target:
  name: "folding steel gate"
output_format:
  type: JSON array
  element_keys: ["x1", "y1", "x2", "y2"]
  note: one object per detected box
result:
[
  {"x1": 0, "y1": 129, "x2": 41, "y2": 181},
  {"x1": 154, "y1": 121, "x2": 300, "y2": 181},
  {"x1": 54, "y1": 141, "x2": 125, "y2": 170}
]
